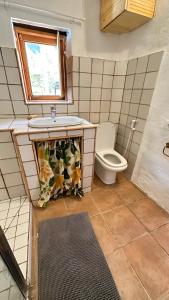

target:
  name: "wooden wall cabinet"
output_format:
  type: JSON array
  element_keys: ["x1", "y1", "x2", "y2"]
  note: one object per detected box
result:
[{"x1": 100, "y1": 0, "x2": 156, "y2": 33}]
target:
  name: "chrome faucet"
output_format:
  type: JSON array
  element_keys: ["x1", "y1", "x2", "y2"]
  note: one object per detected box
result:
[{"x1": 51, "y1": 106, "x2": 56, "y2": 121}]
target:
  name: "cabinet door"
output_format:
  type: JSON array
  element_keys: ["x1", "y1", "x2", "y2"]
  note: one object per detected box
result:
[
  {"x1": 101, "y1": 0, "x2": 126, "y2": 30},
  {"x1": 127, "y1": 0, "x2": 155, "y2": 18}
]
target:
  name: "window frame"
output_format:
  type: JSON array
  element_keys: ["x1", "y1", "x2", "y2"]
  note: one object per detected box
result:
[{"x1": 14, "y1": 26, "x2": 67, "y2": 102}]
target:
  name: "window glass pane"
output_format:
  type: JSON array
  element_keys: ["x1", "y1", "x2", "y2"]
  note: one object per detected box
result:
[{"x1": 25, "y1": 42, "x2": 61, "y2": 96}]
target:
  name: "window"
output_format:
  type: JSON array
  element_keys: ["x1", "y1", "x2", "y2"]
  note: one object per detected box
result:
[{"x1": 14, "y1": 25, "x2": 67, "y2": 102}]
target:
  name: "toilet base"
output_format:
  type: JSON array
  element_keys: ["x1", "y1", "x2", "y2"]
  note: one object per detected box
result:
[{"x1": 95, "y1": 158, "x2": 116, "y2": 184}]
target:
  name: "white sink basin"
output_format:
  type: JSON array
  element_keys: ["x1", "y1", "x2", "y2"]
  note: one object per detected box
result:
[{"x1": 29, "y1": 116, "x2": 83, "y2": 128}]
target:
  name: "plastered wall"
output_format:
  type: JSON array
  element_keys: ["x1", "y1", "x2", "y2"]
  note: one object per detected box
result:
[{"x1": 132, "y1": 52, "x2": 169, "y2": 212}]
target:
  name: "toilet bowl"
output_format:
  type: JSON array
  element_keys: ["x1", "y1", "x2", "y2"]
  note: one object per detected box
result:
[{"x1": 95, "y1": 122, "x2": 128, "y2": 184}]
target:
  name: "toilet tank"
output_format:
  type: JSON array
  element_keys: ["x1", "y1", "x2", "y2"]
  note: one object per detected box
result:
[{"x1": 96, "y1": 122, "x2": 116, "y2": 151}]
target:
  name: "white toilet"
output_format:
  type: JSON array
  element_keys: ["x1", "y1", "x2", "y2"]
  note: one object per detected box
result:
[{"x1": 95, "y1": 122, "x2": 128, "y2": 184}]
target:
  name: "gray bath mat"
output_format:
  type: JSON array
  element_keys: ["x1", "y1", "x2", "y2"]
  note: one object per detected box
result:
[{"x1": 38, "y1": 212, "x2": 121, "y2": 300}]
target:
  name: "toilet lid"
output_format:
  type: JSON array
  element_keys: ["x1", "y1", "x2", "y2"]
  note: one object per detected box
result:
[{"x1": 96, "y1": 122, "x2": 116, "y2": 151}]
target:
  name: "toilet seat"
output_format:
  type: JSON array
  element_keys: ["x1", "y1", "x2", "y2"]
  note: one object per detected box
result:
[{"x1": 96, "y1": 148, "x2": 127, "y2": 169}]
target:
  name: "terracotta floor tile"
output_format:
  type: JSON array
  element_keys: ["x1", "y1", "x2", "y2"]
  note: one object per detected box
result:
[
  {"x1": 65, "y1": 194, "x2": 99, "y2": 217},
  {"x1": 115, "y1": 181, "x2": 146, "y2": 205},
  {"x1": 92, "y1": 175, "x2": 119, "y2": 191},
  {"x1": 32, "y1": 199, "x2": 67, "y2": 224},
  {"x1": 90, "y1": 188, "x2": 122, "y2": 212},
  {"x1": 124, "y1": 234, "x2": 169, "y2": 299},
  {"x1": 91, "y1": 215, "x2": 117, "y2": 256},
  {"x1": 102, "y1": 206, "x2": 146, "y2": 248},
  {"x1": 31, "y1": 174, "x2": 169, "y2": 300},
  {"x1": 116, "y1": 172, "x2": 128, "y2": 184},
  {"x1": 128, "y1": 198, "x2": 169, "y2": 231},
  {"x1": 152, "y1": 223, "x2": 169, "y2": 255},
  {"x1": 107, "y1": 248, "x2": 150, "y2": 300},
  {"x1": 160, "y1": 293, "x2": 169, "y2": 300}
]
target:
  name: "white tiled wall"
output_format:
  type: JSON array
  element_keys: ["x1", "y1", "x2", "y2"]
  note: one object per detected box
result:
[
  {"x1": 115, "y1": 51, "x2": 163, "y2": 178},
  {"x1": 0, "y1": 196, "x2": 30, "y2": 283},
  {"x1": 0, "y1": 47, "x2": 164, "y2": 197},
  {"x1": 0, "y1": 131, "x2": 25, "y2": 201}
]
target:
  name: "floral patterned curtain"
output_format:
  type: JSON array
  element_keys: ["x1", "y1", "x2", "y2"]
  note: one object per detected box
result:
[{"x1": 35, "y1": 138, "x2": 83, "y2": 208}]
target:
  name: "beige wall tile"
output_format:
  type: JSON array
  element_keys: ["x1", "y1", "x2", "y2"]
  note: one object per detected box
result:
[
  {"x1": 1, "y1": 48, "x2": 17, "y2": 67},
  {"x1": 0, "y1": 131, "x2": 12, "y2": 142},
  {"x1": 113, "y1": 76, "x2": 125, "y2": 89},
  {"x1": 82, "y1": 176, "x2": 92, "y2": 188},
  {"x1": 5, "y1": 67, "x2": 21, "y2": 84},
  {"x1": 30, "y1": 188, "x2": 40, "y2": 201},
  {"x1": 19, "y1": 145, "x2": 34, "y2": 162},
  {"x1": 103, "y1": 60, "x2": 115, "y2": 75},
  {"x1": 131, "y1": 90, "x2": 142, "y2": 103},
  {"x1": 129, "y1": 103, "x2": 139, "y2": 117},
  {"x1": 16, "y1": 134, "x2": 31, "y2": 145},
  {"x1": 0, "y1": 142, "x2": 16, "y2": 159},
  {"x1": 29, "y1": 132, "x2": 49, "y2": 140},
  {"x1": 123, "y1": 89, "x2": 132, "y2": 102},
  {"x1": 3, "y1": 172, "x2": 23, "y2": 187},
  {"x1": 91, "y1": 87, "x2": 101, "y2": 100},
  {"x1": 80, "y1": 87, "x2": 90, "y2": 101},
  {"x1": 0, "y1": 188, "x2": 9, "y2": 201},
  {"x1": 84, "y1": 139, "x2": 95, "y2": 153},
  {"x1": 90, "y1": 113, "x2": 100, "y2": 124},
  {"x1": 23, "y1": 161, "x2": 37, "y2": 177},
  {"x1": 125, "y1": 75, "x2": 134, "y2": 89},
  {"x1": 115, "y1": 60, "x2": 127, "y2": 75},
  {"x1": 133, "y1": 73, "x2": 145, "y2": 89},
  {"x1": 83, "y1": 165, "x2": 93, "y2": 177},
  {"x1": 144, "y1": 72, "x2": 158, "y2": 89},
  {"x1": 121, "y1": 102, "x2": 130, "y2": 115},
  {"x1": 84, "y1": 128, "x2": 95, "y2": 139},
  {"x1": 141, "y1": 89, "x2": 154, "y2": 105},
  {"x1": 101, "y1": 88, "x2": 111, "y2": 101},
  {"x1": 0, "y1": 66, "x2": 7, "y2": 83},
  {"x1": 0, "y1": 158, "x2": 19, "y2": 174},
  {"x1": 109, "y1": 113, "x2": 120, "y2": 124},
  {"x1": 147, "y1": 52, "x2": 163, "y2": 72},
  {"x1": 100, "y1": 101, "x2": 110, "y2": 113},
  {"x1": 91, "y1": 74, "x2": 102, "y2": 88},
  {"x1": 102, "y1": 75, "x2": 113, "y2": 88},
  {"x1": 83, "y1": 153, "x2": 94, "y2": 166},
  {"x1": 137, "y1": 105, "x2": 150, "y2": 119},
  {"x1": 8, "y1": 85, "x2": 24, "y2": 101},
  {"x1": 0, "y1": 84, "x2": 10, "y2": 99},
  {"x1": 72, "y1": 56, "x2": 79, "y2": 72},
  {"x1": 100, "y1": 112, "x2": 109, "y2": 122},
  {"x1": 80, "y1": 57, "x2": 91, "y2": 73},
  {"x1": 79, "y1": 101, "x2": 90, "y2": 112},
  {"x1": 136, "y1": 56, "x2": 149, "y2": 74},
  {"x1": 68, "y1": 101, "x2": 78, "y2": 113},
  {"x1": 27, "y1": 175, "x2": 39, "y2": 189},
  {"x1": 110, "y1": 101, "x2": 122, "y2": 113},
  {"x1": 80, "y1": 73, "x2": 91, "y2": 87},
  {"x1": 91, "y1": 101, "x2": 100, "y2": 113},
  {"x1": 92, "y1": 59, "x2": 104, "y2": 74},
  {"x1": 127, "y1": 59, "x2": 137, "y2": 75},
  {"x1": 28, "y1": 105, "x2": 42, "y2": 115},
  {"x1": 112, "y1": 89, "x2": 123, "y2": 102},
  {"x1": 8, "y1": 185, "x2": 25, "y2": 198},
  {"x1": 13, "y1": 101, "x2": 28, "y2": 115},
  {"x1": 0, "y1": 101, "x2": 13, "y2": 114}
]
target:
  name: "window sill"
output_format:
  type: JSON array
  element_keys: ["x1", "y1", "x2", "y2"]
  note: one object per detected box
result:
[{"x1": 25, "y1": 99, "x2": 72, "y2": 105}]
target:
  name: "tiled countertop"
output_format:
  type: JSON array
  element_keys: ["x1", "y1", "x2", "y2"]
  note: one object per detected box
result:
[{"x1": 0, "y1": 118, "x2": 97, "y2": 135}]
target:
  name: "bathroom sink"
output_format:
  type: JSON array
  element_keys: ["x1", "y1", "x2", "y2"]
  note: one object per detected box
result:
[{"x1": 29, "y1": 116, "x2": 83, "y2": 128}]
